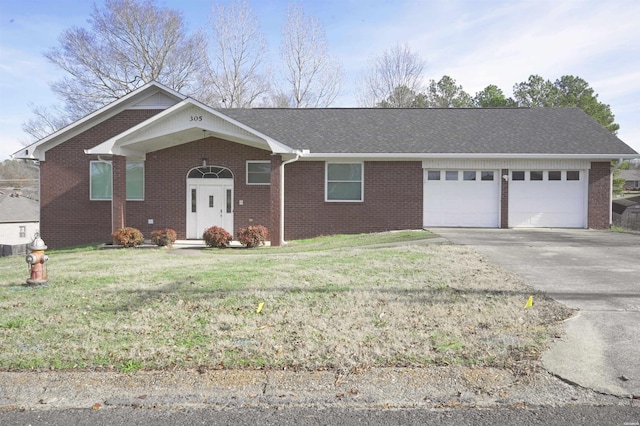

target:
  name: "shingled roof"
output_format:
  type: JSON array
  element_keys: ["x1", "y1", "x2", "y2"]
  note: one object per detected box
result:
[{"x1": 221, "y1": 107, "x2": 637, "y2": 156}]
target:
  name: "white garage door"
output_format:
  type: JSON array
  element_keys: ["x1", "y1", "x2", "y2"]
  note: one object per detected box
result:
[
  {"x1": 424, "y1": 170, "x2": 500, "y2": 227},
  {"x1": 509, "y1": 170, "x2": 586, "y2": 228}
]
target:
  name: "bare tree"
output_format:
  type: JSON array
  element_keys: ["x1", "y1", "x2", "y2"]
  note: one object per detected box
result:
[
  {"x1": 27, "y1": 0, "x2": 205, "y2": 138},
  {"x1": 358, "y1": 43, "x2": 425, "y2": 107},
  {"x1": 279, "y1": 4, "x2": 343, "y2": 108},
  {"x1": 200, "y1": 0, "x2": 271, "y2": 108},
  {"x1": 22, "y1": 103, "x2": 71, "y2": 141}
]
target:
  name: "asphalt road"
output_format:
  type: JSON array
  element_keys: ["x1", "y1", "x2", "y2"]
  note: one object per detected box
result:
[
  {"x1": 430, "y1": 228, "x2": 640, "y2": 397},
  {"x1": 2, "y1": 406, "x2": 639, "y2": 426}
]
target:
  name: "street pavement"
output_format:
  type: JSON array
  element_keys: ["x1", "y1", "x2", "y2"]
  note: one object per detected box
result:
[{"x1": 430, "y1": 228, "x2": 640, "y2": 397}]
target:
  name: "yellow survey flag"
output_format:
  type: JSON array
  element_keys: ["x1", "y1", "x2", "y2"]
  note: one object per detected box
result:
[
  {"x1": 524, "y1": 296, "x2": 533, "y2": 308},
  {"x1": 256, "y1": 301, "x2": 264, "y2": 313}
]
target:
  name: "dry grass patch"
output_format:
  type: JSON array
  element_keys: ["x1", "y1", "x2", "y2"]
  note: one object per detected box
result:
[{"x1": 0, "y1": 232, "x2": 573, "y2": 374}]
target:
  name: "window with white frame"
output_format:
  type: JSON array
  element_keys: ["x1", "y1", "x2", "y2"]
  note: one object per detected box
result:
[
  {"x1": 246, "y1": 161, "x2": 271, "y2": 185},
  {"x1": 326, "y1": 163, "x2": 363, "y2": 201},
  {"x1": 90, "y1": 161, "x2": 144, "y2": 200}
]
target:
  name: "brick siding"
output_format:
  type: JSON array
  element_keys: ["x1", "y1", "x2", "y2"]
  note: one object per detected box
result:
[
  {"x1": 282, "y1": 161, "x2": 423, "y2": 240},
  {"x1": 588, "y1": 161, "x2": 611, "y2": 229},
  {"x1": 40, "y1": 109, "x2": 161, "y2": 249},
  {"x1": 500, "y1": 168, "x2": 509, "y2": 228}
]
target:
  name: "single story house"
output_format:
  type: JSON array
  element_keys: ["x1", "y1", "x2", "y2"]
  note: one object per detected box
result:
[
  {"x1": 618, "y1": 169, "x2": 640, "y2": 190},
  {"x1": 0, "y1": 188, "x2": 40, "y2": 256},
  {"x1": 13, "y1": 82, "x2": 639, "y2": 249},
  {"x1": 612, "y1": 195, "x2": 640, "y2": 230}
]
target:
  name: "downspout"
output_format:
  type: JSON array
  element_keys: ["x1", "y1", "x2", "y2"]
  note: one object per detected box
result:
[
  {"x1": 610, "y1": 158, "x2": 624, "y2": 226},
  {"x1": 280, "y1": 151, "x2": 302, "y2": 245}
]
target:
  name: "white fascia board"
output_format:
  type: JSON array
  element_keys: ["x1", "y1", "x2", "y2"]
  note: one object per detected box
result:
[
  {"x1": 13, "y1": 82, "x2": 185, "y2": 161},
  {"x1": 300, "y1": 152, "x2": 640, "y2": 161}
]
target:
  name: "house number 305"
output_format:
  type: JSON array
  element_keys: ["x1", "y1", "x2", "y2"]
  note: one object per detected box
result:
[{"x1": 190, "y1": 116, "x2": 203, "y2": 121}]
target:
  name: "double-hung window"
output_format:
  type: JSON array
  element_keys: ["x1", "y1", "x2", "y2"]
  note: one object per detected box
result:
[
  {"x1": 326, "y1": 163, "x2": 363, "y2": 201},
  {"x1": 90, "y1": 161, "x2": 144, "y2": 200}
]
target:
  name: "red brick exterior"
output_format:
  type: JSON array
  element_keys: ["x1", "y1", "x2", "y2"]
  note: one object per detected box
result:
[
  {"x1": 500, "y1": 168, "x2": 509, "y2": 228},
  {"x1": 282, "y1": 161, "x2": 423, "y2": 240},
  {"x1": 111, "y1": 155, "x2": 126, "y2": 243},
  {"x1": 588, "y1": 161, "x2": 611, "y2": 229},
  {"x1": 269, "y1": 155, "x2": 282, "y2": 246},
  {"x1": 40, "y1": 109, "x2": 161, "y2": 249},
  {"x1": 39, "y1": 108, "x2": 612, "y2": 248}
]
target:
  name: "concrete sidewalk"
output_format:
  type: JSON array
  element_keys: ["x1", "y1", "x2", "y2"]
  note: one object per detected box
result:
[{"x1": 431, "y1": 228, "x2": 640, "y2": 397}]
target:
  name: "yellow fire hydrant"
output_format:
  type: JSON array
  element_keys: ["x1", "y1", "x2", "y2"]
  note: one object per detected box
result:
[{"x1": 26, "y1": 232, "x2": 49, "y2": 285}]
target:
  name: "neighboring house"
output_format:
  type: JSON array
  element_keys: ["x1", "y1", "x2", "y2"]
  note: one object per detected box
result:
[
  {"x1": 618, "y1": 169, "x2": 640, "y2": 190},
  {"x1": 12, "y1": 82, "x2": 640, "y2": 249},
  {"x1": 0, "y1": 188, "x2": 40, "y2": 256},
  {"x1": 612, "y1": 196, "x2": 640, "y2": 231}
]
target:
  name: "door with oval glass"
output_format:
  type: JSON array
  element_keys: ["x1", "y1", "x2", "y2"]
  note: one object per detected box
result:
[{"x1": 187, "y1": 183, "x2": 233, "y2": 239}]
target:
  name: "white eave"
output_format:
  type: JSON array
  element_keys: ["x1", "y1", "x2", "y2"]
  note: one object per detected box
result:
[
  {"x1": 85, "y1": 98, "x2": 295, "y2": 159},
  {"x1": 299, "y1": 152, "x2": 640, "y2": 161},
  {"x1": 11, "y1": 81, "x2": 185, "y2": 161}
]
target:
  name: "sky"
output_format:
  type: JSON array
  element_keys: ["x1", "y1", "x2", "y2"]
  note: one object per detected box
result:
[{"x1": 1, "y1": 0, "x2": 639, "y2": 161}]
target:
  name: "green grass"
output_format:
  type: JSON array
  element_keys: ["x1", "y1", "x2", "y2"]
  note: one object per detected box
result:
[{"x1": 0, "y1": 230, "x2": 573, "y2": 373}]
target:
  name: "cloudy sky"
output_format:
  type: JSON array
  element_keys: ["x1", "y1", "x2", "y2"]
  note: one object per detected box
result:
[{"x1": 1, "y1": 0, "x2": 639, "y2": 161}]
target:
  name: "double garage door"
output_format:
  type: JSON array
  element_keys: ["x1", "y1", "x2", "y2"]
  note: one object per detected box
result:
[{"x1": 423, "y1": 169, "x2": 586, "y2": 228}]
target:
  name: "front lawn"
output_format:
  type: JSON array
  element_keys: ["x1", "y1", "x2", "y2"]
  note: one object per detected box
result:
[{"x1": 0, "y1": 231, "x2": 572, "y2": 374}]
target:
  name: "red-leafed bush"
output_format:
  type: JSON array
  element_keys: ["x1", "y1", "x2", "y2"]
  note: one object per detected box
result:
[
  {"x1": 150, "y1": 228, "x2": 177, "y2": 247},
  {"x1": 111, "y1": 227, "x2": 144, "y2": 248},
  {"x1": 237, "y1": 225, "x2": 269, "y2": 248},
  {"x1": 203, "y1": 226, "x2": 232, "y2": 248}
]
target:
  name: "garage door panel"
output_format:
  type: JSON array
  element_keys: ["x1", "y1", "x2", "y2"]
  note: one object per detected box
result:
[
  {"x1": 509, "y1": 171, "x2": 585, "y2": 228},
  {"x1": 424, "y1": 170, "x2": 499, "y2": 227}
]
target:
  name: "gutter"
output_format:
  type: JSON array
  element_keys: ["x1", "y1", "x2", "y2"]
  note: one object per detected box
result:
[
  {"x1": 610, "y1": 158, "x2": 625, "y2": 226},
  {"x1": 279, "y1": 151, "x2": 304, "y2": 245}
]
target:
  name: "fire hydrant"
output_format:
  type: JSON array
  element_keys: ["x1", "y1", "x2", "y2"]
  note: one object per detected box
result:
[{"x1": 26, "y1": 232, "x2": 49, "y2": 285}]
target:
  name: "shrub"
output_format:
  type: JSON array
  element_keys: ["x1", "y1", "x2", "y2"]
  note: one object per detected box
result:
[
  {"x1": 237, "y1": 225, "x2": 269, "y2": 248},
  {"x1": 203, "y1": 226, "x2": 232, "y2": 248},
  {"x1": 150, "y1": 228, "x2": 177, "y2": 247},
  {"x1": 112, "y1": 227, "x2": 144, "y2": 248}
]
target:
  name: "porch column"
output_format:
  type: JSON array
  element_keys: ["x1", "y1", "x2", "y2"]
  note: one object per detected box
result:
[
  {"x1": 270, "y1": 154, "x2": 282, "y2": 246},
  {"x1": 112, "y1": 155, "x2": 127, "y2": 244},
  {"x1": 500, "y1": 169, "x2": 509, "y2": 228}
]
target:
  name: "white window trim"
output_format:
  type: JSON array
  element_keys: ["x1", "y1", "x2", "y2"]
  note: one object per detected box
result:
[
  {"x1": 90, "y1": 160, "x2": 145, "y2": 201},
  {"x1": 325, "y1": 162, "x2": 364, "y2": 202},
  {"x1": 246, "y1": 160, "x2": 271, "y2": 186}
]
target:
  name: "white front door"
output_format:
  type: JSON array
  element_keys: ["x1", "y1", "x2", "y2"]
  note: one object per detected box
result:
[{"x1": 187, "y1": 181, "x2": 234, "y2": 239}]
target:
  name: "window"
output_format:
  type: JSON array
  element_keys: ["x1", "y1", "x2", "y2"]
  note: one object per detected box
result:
[
  {"x1": 463, "y1": 171, "x2": 476, "y2": 181},
  {"x1": 90, "y1": 161, "x2": 144, "y2": 200},
  {"x1": 247, "y1": 161, "x2": 270, "y2": 185},
  {"x1": 549, "y1": 171, "x2": 562, "y2": 181},
  {"x1": 512, "y1": 171, "x2": 525, "y2": 181},
  {"x1": 481, "y1": 171, "x2": 494, "y2": 181},
  {"x1": 90, "y1": 161, "x2": 112, "y2": 200},
  {"x1": 530, "y1": 171, "x2": 543, "y2": 181},
  {"x1": 567, "y1": 170, "x2": 580, "y2": 181},
  {"x1": 326, "y1": 163, "x2": 363, "y2": 201},
  {"x1": 19, "y1": 226, "x2": 26, "y2": 238},
  {"x1": 126, "y1": 162, "x2": 144, "y2": 200},
  {"x1": 445, "y1": 171, "x2": 458, "y2": 181},
  {"x1": 427, "y1": 170, "x2": 440, "y2": 180}
]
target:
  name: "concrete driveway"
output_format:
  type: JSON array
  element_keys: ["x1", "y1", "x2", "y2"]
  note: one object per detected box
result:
[{"x1": 429, "y1": 228, "x2": 640, "y2": 397}]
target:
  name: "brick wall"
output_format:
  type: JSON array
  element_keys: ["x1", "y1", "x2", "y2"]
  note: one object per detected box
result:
[
  {"x1": 500, "y1": 168, "x2": 509, "y2": 228},
  {"x1": 127, "y1": 137, "x2": 272, "y2": 239},
  {"x1": 40, "y1": 109, "x2": 160, "y2": 249},
  {"x1": 588, "y1": 161, "x2": 611, "y2": 229},
  {"x1": 282, "y1": 161, "x2": 423, "y2": 240}
]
